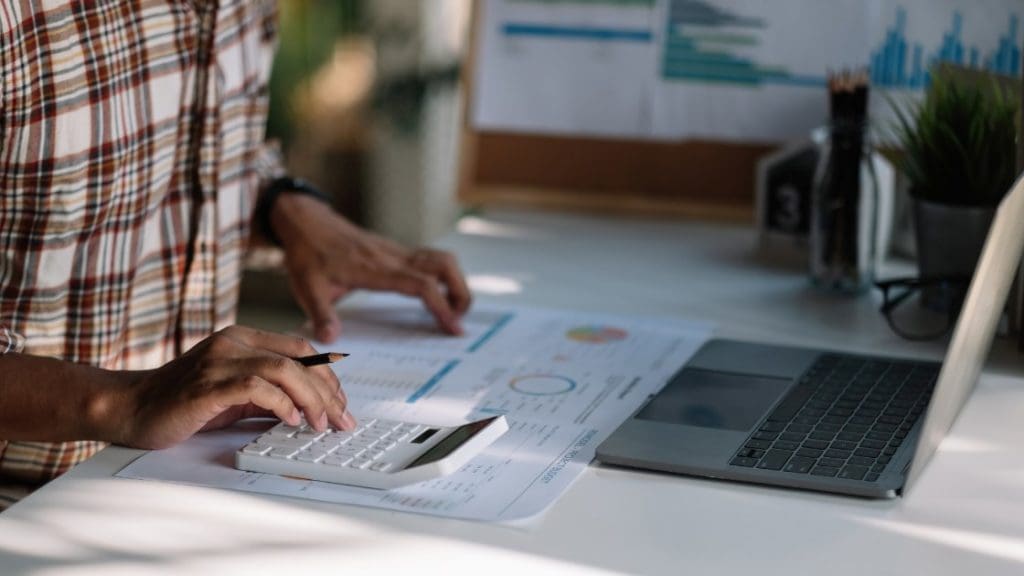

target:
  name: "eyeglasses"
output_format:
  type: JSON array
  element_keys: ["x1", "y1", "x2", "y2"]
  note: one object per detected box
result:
[{"x1": 874, "y1": 276, "x2": 971, "y2": 341}]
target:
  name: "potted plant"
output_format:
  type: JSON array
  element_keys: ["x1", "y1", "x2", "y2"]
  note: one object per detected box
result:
[{"x1": 893, "y1": 69, "x2": 1020, "y2": 311}]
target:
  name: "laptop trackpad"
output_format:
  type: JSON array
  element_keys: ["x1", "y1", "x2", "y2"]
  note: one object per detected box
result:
[{"x1": 636, "y1": 368, "x2": 790, "y2": 432}]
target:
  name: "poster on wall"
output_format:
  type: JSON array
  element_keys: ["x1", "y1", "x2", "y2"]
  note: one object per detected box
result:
[{"x1": 473, "y1": 0, "x2": 1024, "y2": 143}]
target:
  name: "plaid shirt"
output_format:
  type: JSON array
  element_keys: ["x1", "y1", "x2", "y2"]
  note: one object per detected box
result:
[{"x1": 0, "y1": 0, "x2": 282, "y2": 509}]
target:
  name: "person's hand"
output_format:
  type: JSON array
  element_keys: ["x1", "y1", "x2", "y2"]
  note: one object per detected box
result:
[
  {"x1": 270, "y1": 194, "x2": 472, "y2": 342},
  {"x1": 115, "y1": 326, "x2": 356, "y2": 450}
]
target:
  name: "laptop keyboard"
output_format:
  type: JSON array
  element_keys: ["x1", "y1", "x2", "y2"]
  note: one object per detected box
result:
[{"x1": 730, "y1": 354, "x2": 937, "y2": 482}]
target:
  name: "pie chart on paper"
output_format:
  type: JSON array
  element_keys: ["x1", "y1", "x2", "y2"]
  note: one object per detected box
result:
[
  {"x1": 509, "y1": 374, "x2": 577, "y2": 396},
  {"x1": 565, "y1": 325, "x2": 629, "y2": 344}
]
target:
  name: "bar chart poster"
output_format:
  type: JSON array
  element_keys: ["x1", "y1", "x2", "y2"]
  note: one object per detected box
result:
[
  {"x1": 660, "y1": 0, "x2": 860, "y2": 88},
  {"x1": 473, "y1": 0, "x2": 1024, "y2": 143},
  {"x1": 652, "y1": 0, "x2": 868, "y2": 142},
  {"x1": 869, "y1": 0, "x2": 1024, "y2": 91}
]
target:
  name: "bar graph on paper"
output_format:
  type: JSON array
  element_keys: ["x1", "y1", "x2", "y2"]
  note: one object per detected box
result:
[
  {"x1": 325, "y1": 352, "x2": 464, "y2": 422},
  {"x1": 499, "y1": 0, "x2": 656, "y2": 44},
  {"x1": 476, "y1": 0, "x2": 1024, "y2": 143},
  {"x1": 661, "y1": 0, "x2": 826, "y2": 87},
  {"x1": 871, "y1": 6, "x2": 1023, "y2": 90}
]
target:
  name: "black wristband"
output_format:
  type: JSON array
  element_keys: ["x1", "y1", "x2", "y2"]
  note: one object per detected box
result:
[{"x1": 255, "y1": 176, "x2": 331, "y2": 246}]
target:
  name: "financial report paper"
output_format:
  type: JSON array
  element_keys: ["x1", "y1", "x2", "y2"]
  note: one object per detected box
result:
[{"x1": 117, "y1": 295, "x2": 712, "y2": 523}]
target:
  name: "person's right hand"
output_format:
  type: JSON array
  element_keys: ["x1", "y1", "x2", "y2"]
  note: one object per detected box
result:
[{"x1": 114, "y1": 326, "x2": 356, "y2": 450}]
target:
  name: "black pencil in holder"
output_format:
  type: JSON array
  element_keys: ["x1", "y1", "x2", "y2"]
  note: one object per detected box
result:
[
  {"x1": 811, "y1": 71, "x2": 879, "y2": 294},
  {"x1": 810, "y1": 120, "x2": 880, "y2": 294}
]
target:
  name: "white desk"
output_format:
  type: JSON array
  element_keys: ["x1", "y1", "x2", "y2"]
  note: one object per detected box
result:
[{"x1": 2, "y1": 210, "x2": 1023, "y2": 575}]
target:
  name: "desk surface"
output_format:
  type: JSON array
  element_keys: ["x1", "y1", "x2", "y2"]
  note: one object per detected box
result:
[{"x1": 2, "y1": 210, "x2": 1023, "y2": 575}]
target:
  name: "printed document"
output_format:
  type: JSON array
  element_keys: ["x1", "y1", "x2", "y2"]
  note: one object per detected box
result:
[{"x1": 117, "y1": 295, "x2": 711, "y2": 523}]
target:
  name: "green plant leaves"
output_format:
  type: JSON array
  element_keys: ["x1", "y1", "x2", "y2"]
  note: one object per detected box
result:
[{"x1": 892, "y1": 70, "x2": 1020, "y2": 207}]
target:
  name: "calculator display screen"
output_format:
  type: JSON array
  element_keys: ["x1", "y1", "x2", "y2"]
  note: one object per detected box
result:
[{"x1": 406, "y1": 417, "x2": 497, "y2": 468}]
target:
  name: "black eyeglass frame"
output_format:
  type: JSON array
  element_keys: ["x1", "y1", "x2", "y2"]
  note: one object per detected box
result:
[{"x1": 873, "y1": 275, "x2": 971, "y2": 341}]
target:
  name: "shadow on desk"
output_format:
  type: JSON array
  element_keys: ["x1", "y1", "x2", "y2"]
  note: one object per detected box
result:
[{"x1": 5, "y1": 411, "x2": 1022, "y2": 576}]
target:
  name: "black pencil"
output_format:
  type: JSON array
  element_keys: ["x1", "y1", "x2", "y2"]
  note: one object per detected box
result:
[{"x1": 295, "y1": 352, "x2": 349, "y2": 367}]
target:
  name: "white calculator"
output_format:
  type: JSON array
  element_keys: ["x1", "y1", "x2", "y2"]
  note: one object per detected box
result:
[{"x1": 234, "y1": 415, "x2": 509, "y2": 489}]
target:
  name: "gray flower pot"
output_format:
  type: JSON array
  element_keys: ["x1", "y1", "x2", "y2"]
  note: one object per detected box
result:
[{"x1": 913, "y1": 199, "x2": 996, "y2": 311}]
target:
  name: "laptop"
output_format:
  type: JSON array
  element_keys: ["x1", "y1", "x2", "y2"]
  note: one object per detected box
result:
[{"x1": 596, "y1": 174, "x2": 1024, "y2": 498}]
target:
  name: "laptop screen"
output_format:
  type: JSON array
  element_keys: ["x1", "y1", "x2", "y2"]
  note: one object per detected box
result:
[{"x1": 904, "y1": 174, "x2": 1024, "y2": 492}]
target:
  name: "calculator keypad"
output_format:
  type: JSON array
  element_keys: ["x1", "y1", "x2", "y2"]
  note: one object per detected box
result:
[{"x1": 243, "y1": 419, "x2": 422, "y2": 471}]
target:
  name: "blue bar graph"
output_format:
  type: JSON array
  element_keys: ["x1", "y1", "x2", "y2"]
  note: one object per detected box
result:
[
  {"x1": 466, "y1": 313, "x2": 514, "y2": 353},
  {"x1": 661, "y1": 0, "x2": 824, "y2": 87},
  {"x1": 503, "y1": 23, "x2": 653, "y2": 43},
  {"x1": 986, "y1": 15, "x2": 1021, "y2": 76},
  {"x1": 406, "y1": 360, "x2": 460, "y2": 404},
  {"x1": 871, "y1": 9, "x2": 1022, "y2": 90}
]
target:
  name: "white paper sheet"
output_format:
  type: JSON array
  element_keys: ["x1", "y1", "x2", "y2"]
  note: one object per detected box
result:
[{"x1": 117, "y1": 296, "x2": 712, "y2": 523}]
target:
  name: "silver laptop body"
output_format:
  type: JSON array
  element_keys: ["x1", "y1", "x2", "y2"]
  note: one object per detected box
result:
[{"x1": 597, "y1": 174, "x2": 1024, "y2": 498}]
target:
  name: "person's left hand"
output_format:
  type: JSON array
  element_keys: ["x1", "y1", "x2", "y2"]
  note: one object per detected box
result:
[{"x1": 270, "y1": 194, "x2": 472, "y2": 342}]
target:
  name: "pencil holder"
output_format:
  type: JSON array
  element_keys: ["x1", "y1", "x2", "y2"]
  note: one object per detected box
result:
[{"x1": 810, "y1": 122, "x2": 880, "y2": 294}]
